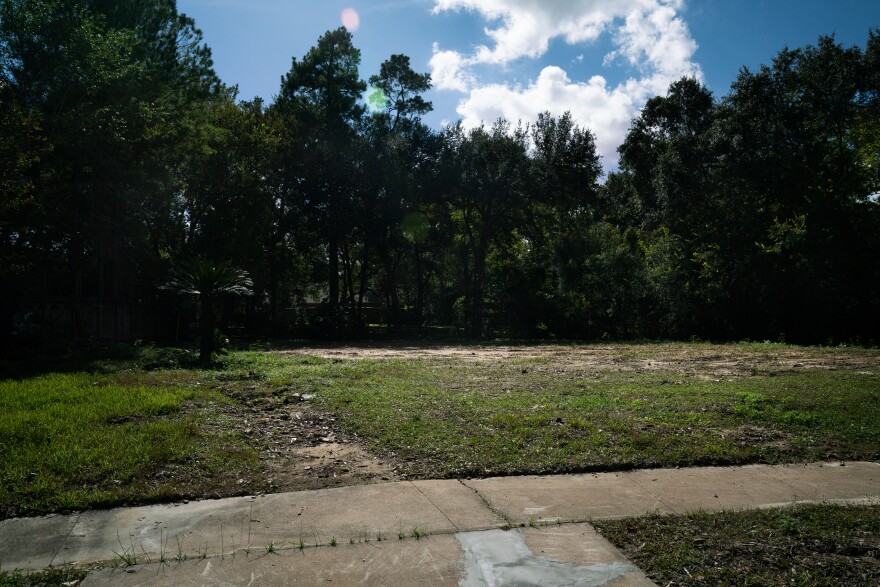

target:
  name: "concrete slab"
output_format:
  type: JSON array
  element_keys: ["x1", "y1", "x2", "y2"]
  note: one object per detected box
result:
[
  {"x1": 81, "y1": 535, "x2": 465, "y2": 586},
  {"x1": 81, "y1": 524, "x2": 654, "y2": 587},
  {"x1": 464, "y1": 473, "x2": 670, "y2": 525},
  {"x1": 410, "y1": 479, "x2": 506, "y2": 531},
  {"x1": 626, "y1": 465, "x2": 803, "y2": 513},
  {"x1": 51, "y1": 482, "x2": 492, "y2": 570},
  {"x1": 0, "y1": 513, "x2": 79, "y2": 571},
  {"x1": 521, "y1": 523, "x2": 634, "y2": 567},
  {"x1": 52, "y1": 495, "x2": 253, "y2": 569},
  {"x1": 5, "y1": 461, "x2": 878, "y2": 577},
  {"x1": 521, "y1": 524, "x2": 656, "y2": 586},
  {"x1": 758, "y1": 462, "x2": 880, "y2": 503},
  {"x1": 457, "y1": 526, "x2": 654, "y2": 586}
]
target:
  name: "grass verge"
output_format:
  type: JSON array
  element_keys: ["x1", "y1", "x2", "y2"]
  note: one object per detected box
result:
[
  {"x1": 2, "y1": 342, "x2": 877, "y2": 517},
  {"x1": 593, "y1": 503, "x2": 880, "y2": 586},
  {"x1": 0, "y1": 371, "x2": 261, "y2": 518}
]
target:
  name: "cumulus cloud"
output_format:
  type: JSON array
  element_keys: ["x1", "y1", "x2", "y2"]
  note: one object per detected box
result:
[
  {"x1": 430, "y1": 0, "x2": 702, "y2": 169},
  {"x1": 456, "y1": 67, "x2": 644, "y2": 166},
  {"x1": 429, "y1": 43, "x2": 474, "y2": 92}
]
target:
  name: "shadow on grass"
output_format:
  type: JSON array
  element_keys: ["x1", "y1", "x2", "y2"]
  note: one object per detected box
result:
[{"x1": 0, "y1": 342, "x2": 203, "y2": 380}]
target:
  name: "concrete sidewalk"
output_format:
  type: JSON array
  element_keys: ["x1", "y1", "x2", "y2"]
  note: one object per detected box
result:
[{"x1": 1, "y1": 461, "x2": 877, "y2": 586}]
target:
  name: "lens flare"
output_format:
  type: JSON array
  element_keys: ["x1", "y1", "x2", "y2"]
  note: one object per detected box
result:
[
  {"x1": 341, "y1": 8, "x2": 360, "y2": 32},
  {"x1": 365, "y1": 86, "x2": 387, "y2": 114}
]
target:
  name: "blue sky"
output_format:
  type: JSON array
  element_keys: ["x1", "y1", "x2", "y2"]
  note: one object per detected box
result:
[{"x1": 178, "y1": 0, "x2": 877, "y2": 169}]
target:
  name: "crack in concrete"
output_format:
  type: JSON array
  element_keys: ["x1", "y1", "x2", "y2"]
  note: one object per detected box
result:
[
  {"x1": 409, "y1": 482, "x2": 460, "y2": 532},
  {"x1": 627, "y1": 475, "x2": 676, "y2": 515},
  {"x1": 49, "y1": 512, "x2": 82, "y2": 568},
  {"x1": 458, "y1": 479, "x2": 513, "y2": 528}
]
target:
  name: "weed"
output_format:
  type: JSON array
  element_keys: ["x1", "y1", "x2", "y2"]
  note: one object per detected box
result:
[
  {"x1": 266, "y1": 541, "x2": 277, "y2": 554},
  {"x1": 411, "y1": 528, "x2": 425, "y2": 540},
  {"x1": 174, "y1": 537, "x2": 186, "y2": 564},
  {"x1": 528, "y1": 516, "x2": 537, "y2": 528},
  {"x1": 0, "y1": 567, "x2": 88, "y2": 586},
  {"x1": 158, "y1": 529, "x2": 170, "y2": 566},
  {"x1": 112, "y1": 530, "x2": 137, "y2": 567},
  {"x1": 594, "y1": 503, "x2": 880, "y2": 586},
  {"x1": 330, "y1": 537, "x2": 338, "y2": 547}
]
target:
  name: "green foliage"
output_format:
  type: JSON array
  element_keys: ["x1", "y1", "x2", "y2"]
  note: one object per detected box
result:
[
  {"x1": 1, "y1": 9, "x2": 877, "y2": 346},
  {"x1": 163, "y1": 259, "x2": 254, "y2": 299},
  {"x1": 162, "y1": 259, "x2": 253, "y2": 364}
]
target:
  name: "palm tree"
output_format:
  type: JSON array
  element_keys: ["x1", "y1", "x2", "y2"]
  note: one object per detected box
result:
[{"x1": 162, "y1": 259, "x2": 253, "y2": 364}]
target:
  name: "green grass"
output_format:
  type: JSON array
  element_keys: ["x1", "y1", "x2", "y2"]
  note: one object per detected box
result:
[
  {"x1": 2, "y1": 342, "x2": 877, "y2": 518},
  {"x1": 0, "y1": 371, "x2": 261, "y2": 518},
  {"x1": 594, "y1": 503, "x2": 880, "y2": 586},
  {"x1": 220, "y1": 350, "x2": 880, "y2": 477},
  {"x1": 0, "y1": 567, "x2": 88, "y2": 587}
]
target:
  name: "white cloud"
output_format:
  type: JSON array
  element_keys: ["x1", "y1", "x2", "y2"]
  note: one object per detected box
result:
[
  {"x1": 456, "y1": 67, "x2": 637, "y2": 167},
  {"x1": 432, "y1": 0, "x2": 651, "y2": 64},
  {"x1": 430, "y1": 0, "x2": 702, "y2": 169},
  {"x1": 429, "y1": 43, "x2": 474, "y2": 92}
]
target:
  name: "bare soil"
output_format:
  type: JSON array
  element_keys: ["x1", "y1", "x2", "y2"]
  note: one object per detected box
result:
[
  {"x1": 206, "y1": 384, "x2": 399, "y2": 495},
  {"x1": 278, "y1": 342, "x2": 878, "y2": 378}
]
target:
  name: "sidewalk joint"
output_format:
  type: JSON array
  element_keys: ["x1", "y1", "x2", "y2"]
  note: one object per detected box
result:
[{"x1": 458, "y1": 479, "x2": 514, "y2": 529}]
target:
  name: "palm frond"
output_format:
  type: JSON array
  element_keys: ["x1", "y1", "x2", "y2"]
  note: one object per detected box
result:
[{"x1": 161, "y1": 259, "x2": 254, "y2": 297}]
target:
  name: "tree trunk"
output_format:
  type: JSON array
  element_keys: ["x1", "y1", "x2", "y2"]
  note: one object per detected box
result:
[
  {"x1": 357, "y1": 242, "x2": 370, "y2": 317},
  {"x1": 329, "y1": 230, "x2": 340, "y2": 310},
  {"x1": 414, "y1": 243, "x2": 424, "y2": 330},
  {"x1": 96, "y1": 245, "x2": 104, "y2": 341},
  {"x1": 470, "y1": 239, "x2": 488, "y2": 339},
  {"x1": 199, "y1": 294, "x2": 215, "y2": 365},
  {"x1": 269, "y1": 261, "x2": 279, "y2": 338}
]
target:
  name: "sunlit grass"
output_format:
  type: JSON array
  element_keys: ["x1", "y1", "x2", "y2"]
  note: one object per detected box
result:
[
  {"x1": 2, "y1": 342, "x2": 877, "y2": 517},
  {"x1": 221, "y1": 351, "x2": 880, "y2": 477},
  {"x1": 0, "y1": 372, "x2": 259, "y2": 518}
]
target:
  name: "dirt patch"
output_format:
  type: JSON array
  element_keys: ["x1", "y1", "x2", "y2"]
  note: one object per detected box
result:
[
  {"x1": 278, "y1": 342, "x2": 879, "y2": 378},
  {"x1": 270, "y1": 442, "x2": 397, "y2": 492},
  {"x1": 720, "y1": 424, "x2": 796, "y2": 452},
  {"x1": 206, "y1": 385, "x2": 398, "y2": 494}
]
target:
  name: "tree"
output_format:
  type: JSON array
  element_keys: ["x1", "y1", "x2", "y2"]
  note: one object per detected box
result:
[
  {"x1": 439, "y1": 120, "x2": 531, "y2": 337},
  {"x1": 275, "y1": 28, "x2": 366, "y2": 313},
  {"x1": 0, "y1": 0, "x2": 220, "y2": 345},
  {"x1": 363, "y1": 54, "x2": 435, "y2": 330},
  {"x1": 715, "y1": 34, "x2": 880, "y2": 340},
  {"x1": 162, "y1": 259, "x2": 253, "y2": 364}
]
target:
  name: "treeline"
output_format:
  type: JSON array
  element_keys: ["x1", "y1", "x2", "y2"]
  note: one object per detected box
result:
[{"x1": 2, "y1": 1, "x2": 878, "y2": 348}]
